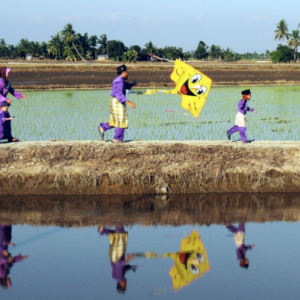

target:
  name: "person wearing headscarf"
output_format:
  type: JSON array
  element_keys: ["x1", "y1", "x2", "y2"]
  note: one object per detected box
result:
[
  {"x1": 0, "y1": 67, "x2": 28, "y2": 142},
  {"x1": 0, "y1": 224, "x2": 28, "y2": 289},
  {"x1": 227, "y1": 89, "x2": 257, "y2": 143},
  {"x1": 226, "y1": 223, "x2": 255, "y2": 269},
  {"x1": 99, "y1": 65, "x2": 137, "y2": 143}
]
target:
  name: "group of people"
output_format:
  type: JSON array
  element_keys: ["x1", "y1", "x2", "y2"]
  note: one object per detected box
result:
[
  {"x1": 0, "y1": 64, "x2": 257, "y2": 144},
  {"x1": 99, "y1": 223, "x2": 255, "y2": 294},
  {"x1": 99, "y1": 64, "x2": 258, "y2": 143},
  {"x1": 0, "y1": 67, "x2": 28, "y2": 142}
]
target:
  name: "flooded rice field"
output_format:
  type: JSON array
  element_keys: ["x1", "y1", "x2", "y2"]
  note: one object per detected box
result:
[
  {"x1": 7, "y1": 85, "x2": 300, "y2": 142},
  {"x1": 1, "y1": 193, "x2": 300, "y2": 299}
]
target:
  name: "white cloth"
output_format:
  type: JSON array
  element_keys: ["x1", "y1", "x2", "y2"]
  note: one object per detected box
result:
[
  {"x1": 234, "y1": 112, "x2": 246, "y2": 127},
  {"x1": 234, "y1": 232, "x2": 245, "y2": 247}
]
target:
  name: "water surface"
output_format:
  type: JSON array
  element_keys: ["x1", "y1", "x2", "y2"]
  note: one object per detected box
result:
[{"x1": 1, "y1": 193, "x2": 300, "y2": 300}]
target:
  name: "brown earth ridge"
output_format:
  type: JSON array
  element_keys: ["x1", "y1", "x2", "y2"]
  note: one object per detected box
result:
[
  {"x1": 4, "y1": 61, "x2": 300, "y2": 90},
  {"x1": 1, "y1": 141, "x2": 300, "y2": 195}
]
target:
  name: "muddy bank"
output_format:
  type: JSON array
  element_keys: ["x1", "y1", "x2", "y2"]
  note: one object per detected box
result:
[
  {"x1": 5, "y1": 62, "x2": 300, "y2": 89},
  {"x1": 0, "y1": 141, "x2": 300, "y2": 195},
  {"x1": 0, "y1": 193, "x2": 300, "y2": 227}
]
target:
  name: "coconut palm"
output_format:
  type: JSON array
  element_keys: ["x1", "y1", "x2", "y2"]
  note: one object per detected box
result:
[
  {"x1": 287, "y1": 30, "x2": 300, "y2": 62},
  {"x1": 98, "y1": 34, "x2": 107, "y2": 54},
  {"x1": 209, "y1": 44, "x2": 221, "y2": 61},
  {"x1": 274, "y1": 19, "x2": 290, "y2": 42},
  {"x1": 75, "y1": 32, "x2": 90, "y2": 59},
  {"x1": 61, "y1": 23, "x2": 85, "y2": 61},
  {"x1": 144, "y1": 41, "x2": 156, "y2": 55},
  {"x1": 63, "y1": 45, "x2": 77, "y2": 61},
  {"x1": 88, "y1": 35, "x2": 98, "y2": 59},
  {"x1": 48, "y1": 34, "x2": 62, "y2": 60}
]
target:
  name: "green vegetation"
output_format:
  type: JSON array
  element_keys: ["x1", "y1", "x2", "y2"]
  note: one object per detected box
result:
[
  {"x1": 8, "y1": 86, "x2": 300, "y2": 142},
  {"x1": 271, "y1": 20, "x2": 300, "y2": 63},
  {"x1": 0, "y1": 23, "x2": 271, "y2": 63}
]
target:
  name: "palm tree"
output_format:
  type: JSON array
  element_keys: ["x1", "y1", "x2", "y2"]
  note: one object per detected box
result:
[
  {"x1": 98, "y1": 34, "x2": 107, "y2": 54},
  {"x1": 144, "y1": 41, "x2": 156, "y2": 55},
  {"x1": 61, "y1": 23, "x2": 85, "y2": 61},
  {"x1": 209, "y1": 44, "x2": 221, "y2": 61},
  {"x1": 274, "y1": 19, "x2": 290, "y2": 42},
  {"x1": 223, "y1": 47, "x2": 235, "y2": 61},
  {"x1": 63, "y1": 45, "x2": 77, "y2": 61},
  {"x1": 48, "y1": 34, "x2": 62, "y2": 60},
  {"x1": 75, "y1": 32, "x2": 89, "y2": 60},
  {"x1": 88, "y1": 35, "x2": 98, "y2": 59},
  {"x1": 287, "y1": 30, "x2": 300, "y2": 62}
]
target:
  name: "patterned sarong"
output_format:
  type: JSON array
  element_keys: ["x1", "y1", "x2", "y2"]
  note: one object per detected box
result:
[
  {"x1": 108, "y1": 97, "x2": 128, "y2": 129},
  {"x1": 109, "y1": 232, "x2": 128, "y2": 263}
]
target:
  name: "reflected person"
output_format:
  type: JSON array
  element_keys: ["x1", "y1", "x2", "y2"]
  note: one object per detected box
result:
[
  {"x1": 99, "y1": 226, "x2": 137, "y2": 293},
  {"x1": 226, "y1": 223, "x2": 255, "y2": 269},
  {"x1": 0, "y1": 224, "x2": 29, "y2": 289}
]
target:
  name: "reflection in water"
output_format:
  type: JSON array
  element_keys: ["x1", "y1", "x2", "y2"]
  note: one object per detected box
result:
[
  {"x1": 141, "y1": 229, "x2": 209, "y2": 291},
  {"x1": 99, "y1": 226, "x2": 137, "y2": 294},
  {"x1": 226, "y1": 223, "x2": 255, "y2": 269},
  {"x1": 0, "y1": 225, "x2": 28, "y2": 289},
  {"x1": 2, "y1": 193, "x2": 300, "y2": 227}
]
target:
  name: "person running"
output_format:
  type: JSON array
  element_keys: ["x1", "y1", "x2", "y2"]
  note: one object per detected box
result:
[
  {"x1": 99, "y1": 65, "x2": 136, "y2": 143},
  {"x1": 0, "y1": 102, "x2": 14, "y2": 141},
  {"x1": 227, "y1": 89, "x2": 257, "y2": 143},
  {"x1": 226, "y1": 223, "x2": 255, "y2": 269},
  {"x1": 0, "y1": 67, "x2": 28, "y2": 142}
]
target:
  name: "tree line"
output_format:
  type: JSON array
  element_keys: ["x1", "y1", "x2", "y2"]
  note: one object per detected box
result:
[
  {"x1": 0, "y1": 23, "x2": 272, "y2": 62},
  {"x1": 270, "y1": 20, "x2": 300, "y2": 62}
]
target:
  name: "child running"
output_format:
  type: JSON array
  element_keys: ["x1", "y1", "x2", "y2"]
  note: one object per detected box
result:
[
  {"x1": 227, "y1": 89, "x2": 257, "y2": 143},
  {"x1": 0, "y1": 102, "x2": 14, "y2": 141}
]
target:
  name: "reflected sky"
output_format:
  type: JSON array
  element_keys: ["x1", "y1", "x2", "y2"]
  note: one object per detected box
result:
[{"x1": 1, "y1": 194, "x2": 300, "y2": 299}]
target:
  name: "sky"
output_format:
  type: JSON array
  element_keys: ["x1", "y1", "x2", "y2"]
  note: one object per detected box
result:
[{"x1": 2, "y1": 0, "x2": 300, "y2": 54}]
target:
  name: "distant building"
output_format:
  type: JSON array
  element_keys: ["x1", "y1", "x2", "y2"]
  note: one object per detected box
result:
[
  {"x1": 26, "y1": 53, "x2": 33, "y2": 60},
  {"x1": 97, "y1": 54, "x2": 108, "y2": 60}
]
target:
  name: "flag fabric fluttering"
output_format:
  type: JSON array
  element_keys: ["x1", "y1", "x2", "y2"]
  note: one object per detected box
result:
[{"x1": 144, "y1": 59, "x2": 212, "y2": 118}]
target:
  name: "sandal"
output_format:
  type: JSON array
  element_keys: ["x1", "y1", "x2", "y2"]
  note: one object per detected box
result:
[{"x1": 98, "y1": 126, "x2": 104, "y2": 140}]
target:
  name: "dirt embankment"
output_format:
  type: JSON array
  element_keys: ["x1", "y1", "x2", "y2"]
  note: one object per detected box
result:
[
  {"x1": 0, "y1": 141, "x2": 300, "y2": 195},
  {"x1": 1, "y1": 193, "x2": 300, "y2": 227},
  {"x1": 4, "y1": 61, "x2": 300, "y2": 90}
]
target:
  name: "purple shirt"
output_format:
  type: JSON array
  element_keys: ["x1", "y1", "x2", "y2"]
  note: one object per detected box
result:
[
  {"x1": 0, "y1": 78, "x2": 23, "y2": 104},
  {"x1": 237, "y1": 100, "x2": 254, "y2": 115},
  {"x1": 111, "y1": 76, "x2": 133, "y2": 104},
  {"x1": 226, "y1": 224, "x2": 253, "y2": 260}
]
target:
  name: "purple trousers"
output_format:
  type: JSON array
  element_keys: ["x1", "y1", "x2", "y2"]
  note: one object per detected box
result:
[
  {"x1": 100, "y1": 123, "x2": 125, "y2": 141},
  {"x1": 227, "y1": 125, "x2": 247, "y2": 143}
]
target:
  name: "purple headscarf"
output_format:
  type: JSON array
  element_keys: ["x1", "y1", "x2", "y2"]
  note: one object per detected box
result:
[{"x1": 0, "y1": 67, "x2": 11, "y2": 82}]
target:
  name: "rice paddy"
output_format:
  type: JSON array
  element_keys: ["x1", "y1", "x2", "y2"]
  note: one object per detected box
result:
[{"x1": 7, "y1": 86, "x2": 300, "y2": 141}]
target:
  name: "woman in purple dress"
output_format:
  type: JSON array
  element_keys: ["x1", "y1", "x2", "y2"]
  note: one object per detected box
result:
[{"x1": 0, "y1": 67, "x2": 28, "y2": 142}]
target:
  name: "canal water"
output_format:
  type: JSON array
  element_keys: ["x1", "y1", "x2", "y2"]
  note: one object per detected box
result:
[{"x1": 0, "y1": 193, "x2": 300, "y2": 300}]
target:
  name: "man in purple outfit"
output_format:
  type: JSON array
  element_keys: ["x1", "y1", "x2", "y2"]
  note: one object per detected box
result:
[
  {"x1": 227, "y1": 89, "x2": 257, "y2": 143},
  {"x1": 226, "y1": 223, "x2": 255, "y2": 269},
  {"x1": 99, "y1": 65, "x2": 137, "y2": 143},
  {"x1": 99, "y1": 226, "x2": 137, "y2": 293}
]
